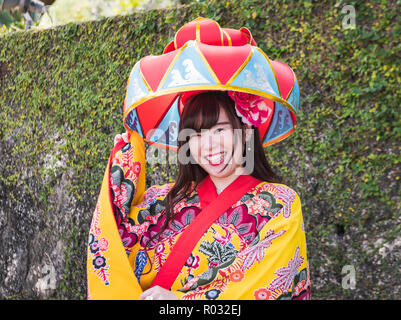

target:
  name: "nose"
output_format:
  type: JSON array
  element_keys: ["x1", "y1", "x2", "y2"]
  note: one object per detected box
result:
[{"x1": 201, "y1": 130, "x2": 223, "y2": 153}]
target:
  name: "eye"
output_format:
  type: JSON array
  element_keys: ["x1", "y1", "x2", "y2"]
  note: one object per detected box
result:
[
  {"x1": 189, "y1": 132, "x2": 201, "y2": 140},
  {"x1": 214, "y1": 127, "x2": 226, "y2": 134}
]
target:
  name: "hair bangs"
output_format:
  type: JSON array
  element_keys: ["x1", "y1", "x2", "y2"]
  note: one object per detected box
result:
[{"x1": 180, "y1": 92, "x2": 221, "y2": 133}]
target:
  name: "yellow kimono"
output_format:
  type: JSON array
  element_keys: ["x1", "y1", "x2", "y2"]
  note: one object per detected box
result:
[{"x1": 87, "y1": 131, "x2": 311, "y2": 300}]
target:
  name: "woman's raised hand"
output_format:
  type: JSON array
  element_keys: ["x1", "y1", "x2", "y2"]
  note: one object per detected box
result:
[{"x1": 114, "y1": 131, "x2": 130, "y2": 146}]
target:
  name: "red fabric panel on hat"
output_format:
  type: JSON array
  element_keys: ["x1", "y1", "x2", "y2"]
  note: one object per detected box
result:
[
  {"x1": 163, "y1": 40, "x2": 175, "y2": 54},
  {"x1": 270, "y1": 60, "x2": 295, "y2": 99},
  {"x1": 198, "y1": 42, "x2": 251, "y2": 85},
  {"x1": 175, "y1": 20, "x2": 197, "y2": 49},
  {"x1": 222, "y1": 28, "x2": 250, "y2": 46},
  {"x1": 179, "y1": 90, "x2": 204, "y2": 110},
  {"x1": 239, "y1": 27, "x2": 257, "y2": 46},
  {"x1": 176, "y1": 18, "x2": 223, "y2": 48},
  {"x1": 258, "y1": 98, "x2": 275, "y2": 142},
  {"x1": 140, "y1": 49, "x2": 179, "y2": 92},
  {"x1": 222, "y1": 30, "x2": 230, "y2": 46},
  {"x1": 136, "y1": 93, "x2": 178, "y2": 138},
  {"x1": 290, "y1": 109, "x2": 296, "y2": 126},
  {"x1": 198, "y1": 19, "x2": 223, "y2": 46}
]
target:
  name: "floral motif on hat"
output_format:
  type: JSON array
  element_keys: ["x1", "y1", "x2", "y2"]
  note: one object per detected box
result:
[{"x1": 228, "y1": 91, "x2": 270, "y2": 127}]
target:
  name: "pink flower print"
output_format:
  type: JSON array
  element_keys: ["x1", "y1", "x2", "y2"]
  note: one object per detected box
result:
[
  {"x1": 269, "y1": 246, "x2": 304, "y2": 294},
  {"x1": 93, "y1": 226, "x2": 101, "y2": 238},
  {"x1": 239, "y1": 229, "x2": 285, "y2": 271},
  {"x1": 212, "y1": 227, "x2": 232, "y2": 246},
  {"x1": 228, "y1": 91, "x2": 270, "y2": 127},
  {"x1": 119, "y1": 226, "x2": 138, "y2": 251},
  {"x1": 98, "y1": 237, "x2": 109, "y2": 252},
  {"x1": 185, "y1": 253, "x2": 200, "y2": 269},
  {"x1": 293, "y1": 280, "x2": 306, "y2": 296},
  {"x1": 274, "y1": 185, "x2": 296, "y2": 219},
  {"x1": 89, "y1": 240, "x2": 100, "y2": 254},
  {"x1": 254, "y1": 288, "x2": 272, "y2": 300},
  {"x1": 252, "y1": 197, "x2": 269, "y2": 217},
  {"x1": 125, "y1": 161, "x2": 141, "y2": 183},
  {"x1": 156, "y1": 242, "x2": 166, "y2": 255},
  {"x1": 133, "y1": 162, "x2": 141, "y2": 175},
  {"x1": 230, "y1": 270, "x2": 245, "y2": 283},
  {"x1": 139, "y1": 185, "x2": 172, "y2": 208}
]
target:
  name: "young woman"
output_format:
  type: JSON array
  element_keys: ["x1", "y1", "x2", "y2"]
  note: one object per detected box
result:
[{"x1": 87, "y1": 17, "x2": 310, "y2": 300}]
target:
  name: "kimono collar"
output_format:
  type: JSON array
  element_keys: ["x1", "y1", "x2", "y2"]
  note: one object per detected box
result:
[{"x1": 197, "y1": 174, "x2": 258, "y2": 209}]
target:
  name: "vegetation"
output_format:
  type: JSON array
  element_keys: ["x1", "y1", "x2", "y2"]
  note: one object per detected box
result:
[{"x1": 0, "y1": 0, "x2": 400, "y2": 299}]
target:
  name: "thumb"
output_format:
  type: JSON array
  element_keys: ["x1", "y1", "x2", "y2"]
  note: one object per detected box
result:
[
  {"x1": 114, "y1": 134, "x2": 122, "y2": 146},
  {"x1": 122, "y1": 132, "x2": 130, "y2": 143}
]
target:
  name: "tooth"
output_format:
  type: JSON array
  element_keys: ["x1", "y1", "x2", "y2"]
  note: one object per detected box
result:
[{"x1": 207, "y1": 153, "x2": 224, "y2": 162}]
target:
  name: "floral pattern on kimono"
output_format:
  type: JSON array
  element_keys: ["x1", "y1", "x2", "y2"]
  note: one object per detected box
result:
[
  {"x1": 88, "y1": 201, "x2": 111, "y2": 286},
  {"x1": 109, "y1": 141, "x2": 310, "y2": 300}
]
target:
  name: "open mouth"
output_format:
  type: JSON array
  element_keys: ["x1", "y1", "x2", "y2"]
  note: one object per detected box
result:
[{"x1": 205, "y1": 152, "x2": 226, "y2": 166}]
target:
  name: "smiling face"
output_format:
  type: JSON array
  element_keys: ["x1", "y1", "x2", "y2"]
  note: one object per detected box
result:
[
  {"x1": 177, "y1": 91, "x2": 254, "y2": 193},
  {"x1": 187, "y1": 106, "x2": 247, "y2": 190}
]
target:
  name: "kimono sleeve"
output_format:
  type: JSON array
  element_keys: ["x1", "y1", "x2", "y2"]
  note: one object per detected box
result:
[
  {"x1": 247, "y1": 189, "x2": 311, "y2": 300},
  {"x1": 109, "y1": 131, "x2": 146, "y2": 227},
  {"x1": 87, "y1": 130, "x2": 146, "y2": 299},
  {"x1": 109, "y1": 131, "x2": 173, "y2": 254}
]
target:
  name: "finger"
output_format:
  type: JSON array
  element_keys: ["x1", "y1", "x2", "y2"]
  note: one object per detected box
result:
[
  {"x1": 114, "y1": 134, "x2": 122, "y2": 146},
  {"x1": 122, "y1": 132, "x2": 129, "y2": 143},
  {"x1": 140, "y1": 293, "x2": 160, "y2": 300},
  {"x1": 141, "y1": 286, "x2": 177, "y2": 300},
  {"x1": 139, "y1": 286, "x2": 158, "y2": 300},
  {"x1": 139, "y1": 292, "x2": 152, "y2": 300}
]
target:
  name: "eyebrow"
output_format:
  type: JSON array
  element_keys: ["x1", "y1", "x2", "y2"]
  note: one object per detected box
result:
[{"x1": 191, "y1": 122, "x2": 231, "y2": 134}]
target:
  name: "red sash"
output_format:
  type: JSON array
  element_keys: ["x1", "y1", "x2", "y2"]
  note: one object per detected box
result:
[{"x1": 151, "y1": 174, "x2": 261, "y2": 290}]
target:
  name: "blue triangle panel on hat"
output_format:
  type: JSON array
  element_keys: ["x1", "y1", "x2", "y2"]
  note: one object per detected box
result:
[
  {"x1": 286, "y1": 75, "x2": 300, "y2": 113},
  {"x1": 125, "y1": 62, "x2": 151, "y2": 113},
  {"x1": 263, "y1": 103, "x2": 294, "y2": 145},
  {"x1": 158, "y1": 41, "x2": 218, "y2": 91},
  {"x1": 146, "y1": 96, "x2": 180, "y2": 148},
  {"x1": 229, "y1": 47, "x2": 280, "y2": 98},
  {"x1": 125, "y1": 108, "x2": 144, "y2": 138}
]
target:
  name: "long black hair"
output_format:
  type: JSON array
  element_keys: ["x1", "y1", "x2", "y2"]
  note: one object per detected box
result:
[{"x1": 141, "y1": 91, "x2": 282, "y2": 274}]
